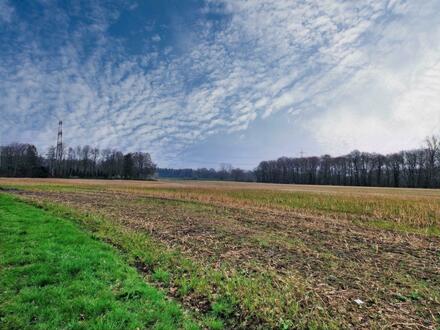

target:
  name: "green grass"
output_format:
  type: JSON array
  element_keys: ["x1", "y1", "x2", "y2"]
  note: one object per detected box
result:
[{"x1": 0, "y1": 193, "x2": 199, "y2": 330}]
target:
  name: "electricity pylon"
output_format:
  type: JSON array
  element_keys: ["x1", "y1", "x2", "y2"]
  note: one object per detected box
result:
[{"x1": 56, "y1": 120, "x2": 63, "y2": 162}]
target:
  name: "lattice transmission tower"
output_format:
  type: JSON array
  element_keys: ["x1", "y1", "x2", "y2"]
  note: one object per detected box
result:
[{"x1": 56, "y1": 120, "x2": 63, "y2": 162}]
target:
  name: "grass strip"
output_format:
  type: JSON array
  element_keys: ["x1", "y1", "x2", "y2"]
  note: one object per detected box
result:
[{"x1": 0, "y1": 193, "x2": 199, "y2": 330}]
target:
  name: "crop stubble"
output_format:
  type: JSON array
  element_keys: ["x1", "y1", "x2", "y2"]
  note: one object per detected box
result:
[{"x1": 1, "y1": 178, "x2": 439, "y2": 328}]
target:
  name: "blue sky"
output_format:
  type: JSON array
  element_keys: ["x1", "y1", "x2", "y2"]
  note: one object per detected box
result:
[{"x1": 1, "y1": 0, "x2": 440, "y2": 169}]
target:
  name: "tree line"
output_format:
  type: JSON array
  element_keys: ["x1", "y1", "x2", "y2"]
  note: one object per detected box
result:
[
  {"x1": 255, "y1": 137, "x2": 440, "y2": 188},
  {"x1": 0, "y1": 143, "x2": 156, "y2": 179},
  {"x1": 157, "y1": 164, "x2": 256, "y2": 182},
  {"x1": 2, "y1": 136, "x2": 440, "y2": 188}
]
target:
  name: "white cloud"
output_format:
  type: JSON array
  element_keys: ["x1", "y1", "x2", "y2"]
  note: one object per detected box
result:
[
  {"x1": 308, "y1": 1, "x2": 440, "y2": 155},
  {"x1": 1, "y1": 0, "x2": 440, "y2": 166},
  {"x1": 333, "y1": 58, "x2": 440, "y2": 154}
]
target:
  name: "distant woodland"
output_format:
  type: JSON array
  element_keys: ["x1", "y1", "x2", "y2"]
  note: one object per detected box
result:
[
  {"x1": 157, "y1": 165, "x2": 255, "y2": 182},
  {"x1": 0, "y1": 144, "x2": 155, "y2": 179},
  {"x1": 2, "y1": 136, "x2": 440, "y2": 188},
  {"x1": 254, "y1": 136, "x2": 440, "y2": 188}
]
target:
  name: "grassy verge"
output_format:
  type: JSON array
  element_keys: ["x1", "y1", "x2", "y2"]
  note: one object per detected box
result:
[{"x1": 0, "y1": 193, "x2": 199, "y2": 330}]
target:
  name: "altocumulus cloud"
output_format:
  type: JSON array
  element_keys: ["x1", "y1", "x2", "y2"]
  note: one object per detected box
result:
[{"x1": 0, "y1": 0, "x2": 439, "y2": 166}]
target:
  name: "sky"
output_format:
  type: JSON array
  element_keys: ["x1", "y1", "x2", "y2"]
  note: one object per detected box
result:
[{"x1": 1, "y1": 0, "x2": 440, "y2": 169}]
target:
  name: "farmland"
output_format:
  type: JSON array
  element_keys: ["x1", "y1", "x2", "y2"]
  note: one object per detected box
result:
[{"x1": 1, "y1": 178, "x2": 439, "y2": 329}]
